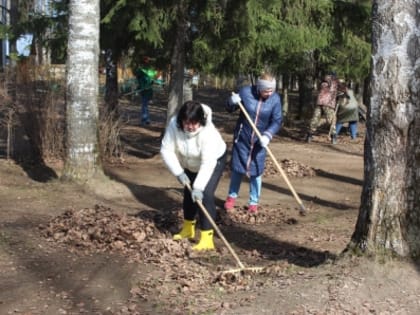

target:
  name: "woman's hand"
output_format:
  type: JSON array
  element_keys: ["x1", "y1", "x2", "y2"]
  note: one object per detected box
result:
[
  {"x1": 177, "y1": 173, "x2": 190, "y2": 186},
  {"x1": 191, "y1": 189, "x2": 203, "y2": 202},
  {"x1": 260, "y1": 135, "x2": 270, "y2": 148},
  {"x1": 229, "y1": 93, "x2": 241, "y2": 105}
]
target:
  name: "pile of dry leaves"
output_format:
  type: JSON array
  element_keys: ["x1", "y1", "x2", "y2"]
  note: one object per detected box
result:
[
  {"x1": 39, "y1": 205, "x2": 302, "y2": 314},
  {"x1": 225, "y1": 158, "x2": 315, "y2": 179},
  {"x1": 38, "y1": 204, "x2": 293, "y2": 314},
  {"x1": 264, "y1": 159, "x2": 316, "y2": 177},
  {"x1": 218, "y1": 205, "x2": 299, "y2": 225},
  {"x1": 39, "y1": 205, "x2": 186, "y2": 259}
]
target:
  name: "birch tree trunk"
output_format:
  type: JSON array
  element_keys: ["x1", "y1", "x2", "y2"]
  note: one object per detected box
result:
[
  {"x1": 63, "y1": 0, "x2": 102, "y2": 181},
  {"x1": 349, "y1": 1, "x2": 420, "y2": 256}
]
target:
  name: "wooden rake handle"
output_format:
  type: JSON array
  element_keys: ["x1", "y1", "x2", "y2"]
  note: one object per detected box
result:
[
  {"x1": 236, "y1": 97, "x2": 306, "y2": 215},
  {"x1": 186, "y1": 183, "x2": 245, "y2": 269}
]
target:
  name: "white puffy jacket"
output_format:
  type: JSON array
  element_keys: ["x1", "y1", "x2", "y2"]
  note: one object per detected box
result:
[{"x1": 160, "y1": 104, "x2": 226, "y2": 191}]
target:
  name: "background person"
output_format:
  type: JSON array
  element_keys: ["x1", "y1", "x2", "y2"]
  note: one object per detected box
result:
[
  {"x1": 306, "y1": 74, "x2": 338, "y2": 143},
  {"x1": 160, "y1": 101, "x2": 227, "y2": 251},
  {"x1": 135, "y1": 56, "x2": 157, "y2": 125},
  {"x1": 335, "y1": 82, "x2": 359, "y2": 142},
  {"x1": 224, "y1": 73, "x2": 282, "y2": 214}
]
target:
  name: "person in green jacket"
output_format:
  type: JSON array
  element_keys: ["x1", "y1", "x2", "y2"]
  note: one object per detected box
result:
[{"x1": 135, "y1": 56, "x2": 157, "y2": 125}]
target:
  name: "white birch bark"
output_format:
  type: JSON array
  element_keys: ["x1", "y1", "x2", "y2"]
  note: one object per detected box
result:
[
  {"x1": 351, "y1": 1, "x2": 420, "y2": 256},
  {"x1": 63, "y1": 0, "x2": 101, "y2": 180}
]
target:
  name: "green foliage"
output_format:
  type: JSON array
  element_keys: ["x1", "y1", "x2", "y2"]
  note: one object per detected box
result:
[
  {"x1": 199, "y1": 0, "x2": 371, "y2": 85},
  {"x1": 317, "y1": 0, "x2": 372, "y2": 80},
  {"x1": 101, "y1": 0, "x2": 177, "y2": 68},
  {"x1": 205, "y1": 0, "x2": 336, "y2": 77},
  {"x1": 269, "y1": 0, "x2": 334, "y2": 52},
  {"x1": 188, "y1": 1, "x2": 227, "y2": 69},
  {"x1": 333, "y1": 32, "x2": 371, "y2": 79},
  {"x1": 6, "y1": 0, "x2": 69, "y2": 63},
  {"x1": 0, "y1": 25, "x2": 10, "y2": 39},
  {"x1": 7, "y1": 0, "x2": 371, "y2": 86}
]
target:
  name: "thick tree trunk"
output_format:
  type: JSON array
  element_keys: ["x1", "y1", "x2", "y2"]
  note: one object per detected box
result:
[
  {"x1": 63, "y1": 0, "x2": 102, "y2": 181},
  {"x1": 349, "y1": 1, "x2": 420, "y2": 257}
]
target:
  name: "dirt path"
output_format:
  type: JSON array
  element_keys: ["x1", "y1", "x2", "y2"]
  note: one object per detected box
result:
[{"x1": 1, "y1": 88, "x2": 419, "y2": 314}]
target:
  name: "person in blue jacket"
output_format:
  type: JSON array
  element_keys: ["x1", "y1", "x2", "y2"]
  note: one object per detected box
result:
[{"x1": 224, "y1": 73, "x2": 282, "y2": 213}]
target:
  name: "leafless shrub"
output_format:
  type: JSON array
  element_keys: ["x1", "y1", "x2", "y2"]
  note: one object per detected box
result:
[
  {"x1": 0, "y1": 70, "x2": 16, "y2": 160},
  {"x1": 1, "y1": 60, "x2": 124, "y2": 164},
  {"x1": 14, "y1": 60, "x2": 66, "y2": 162},
  {"x1": 98, "y1": 106, "x2": 125, "y2": 162}
]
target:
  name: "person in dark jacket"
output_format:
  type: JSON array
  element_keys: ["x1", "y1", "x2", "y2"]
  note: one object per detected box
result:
[{"x1": 224, "y1": 73, "x2": 282, "y2": 213}]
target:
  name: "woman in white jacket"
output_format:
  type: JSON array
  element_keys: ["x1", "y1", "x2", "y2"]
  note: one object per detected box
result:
[{"x1": 160, "y1": 101, "x2": 227, "y2": 250}]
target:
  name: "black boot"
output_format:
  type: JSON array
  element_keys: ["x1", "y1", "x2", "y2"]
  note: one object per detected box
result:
[
  {"x1": 306, "y1": 132, "x2": 313, "y2": 143},
  {"x1": 331, "y1": 134, "x2": 337, "y2": 145}
]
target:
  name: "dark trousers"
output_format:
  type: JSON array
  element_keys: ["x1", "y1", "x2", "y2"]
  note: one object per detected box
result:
[{"x1": 183, "y1": 150, "x2": 227, "y2": 230}]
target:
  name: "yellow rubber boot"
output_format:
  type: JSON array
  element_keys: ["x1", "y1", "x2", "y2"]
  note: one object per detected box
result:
[
  {"x1": 192, "y1": 229, "x2": 215, "y2": 251},
  {"x1": 173, "y1": 219, "x2": 196, "y2": 240}
]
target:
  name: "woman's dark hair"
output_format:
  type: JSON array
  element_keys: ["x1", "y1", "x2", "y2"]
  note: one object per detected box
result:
[{"x1": 176, "y1": 101, "x2": 207, "y2": 129}]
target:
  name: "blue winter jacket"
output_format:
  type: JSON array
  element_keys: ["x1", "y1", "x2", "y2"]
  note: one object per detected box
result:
[{"x1": 226, "y1": 85, "x2": 282, "y2": 176}]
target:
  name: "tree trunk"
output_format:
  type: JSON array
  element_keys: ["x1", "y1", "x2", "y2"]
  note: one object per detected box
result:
[
  {"x1": 63, "y1": 0, "x2": 102, "y2": 181},
  {"x1": 166, "y1": 1, "x2": 187, "y2": 126},
  {"x1": 8, "y1": 0, "x2": 18, "y2": 67},
  {"x1": 362, "y1": 75, "x2": 371, "y2": 109},
  {"x1": 104, "y1": 49, "x2": 119, "y2": 114},
  {"x1": 297, "y1": 74, "x2": 313, "y2": 120},
  {"x1": 281, "y1": 74, "x2": 289, "y2": 117},
  {"x1": 349, "y1": 0, "x2": 420, "y2": 257}
]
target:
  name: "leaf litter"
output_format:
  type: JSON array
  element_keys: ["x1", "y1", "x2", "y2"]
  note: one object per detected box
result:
[
  {"x1": 34, "y1": 158, "x2": 350, "y2": 314},
  {"x1": 38, "y1": 204, "x2": 302, "y2": 314}
]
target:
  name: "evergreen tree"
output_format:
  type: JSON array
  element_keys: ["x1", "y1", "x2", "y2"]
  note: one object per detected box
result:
[
  {"x1": 101, "y1": 0, "x2": 229, "y2": 123},
  {"x1": 328, "y1": 0, "x2": 371, "y2": 81},
  {"x1": 6, "y1": 0, "x2": 69, "y2": 64}
]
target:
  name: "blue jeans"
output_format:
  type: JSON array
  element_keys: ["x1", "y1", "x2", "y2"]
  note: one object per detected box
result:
[
  {"x1": 336, "y1": 121, "x2": 358, "y2": 139},
  {"x1": 227, "y1": 170, "x2": 262, "y2": 205},
  {"x1": 141, "y1": 95, "x2": 150, "y2": 123}
]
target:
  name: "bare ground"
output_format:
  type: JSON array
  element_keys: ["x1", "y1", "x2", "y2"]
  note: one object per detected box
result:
[{"x1": 0, "y1": 87, "x2": 419, "y2": 315}]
